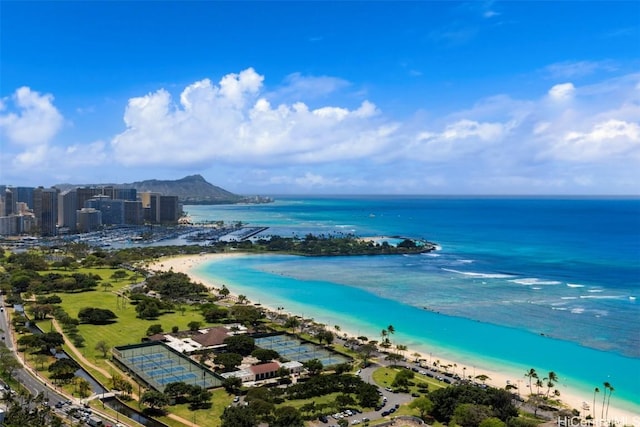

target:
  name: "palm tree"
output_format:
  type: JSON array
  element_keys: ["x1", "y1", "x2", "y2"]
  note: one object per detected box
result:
[
  {"x1": 605, "y1": 385, "x2": 614, "y2": 420},
  {"x1": 601, "y1": 381, "x2": 611, "y2": 418},
  {"x1": 525, "y1": 368, "x2": 538, "y2": 395},
  {"x1": 535, "y1": 378, "x2": 543, "y2": 395},
  {"x1": 387, "y1": 324, "x2": 395, "y2": 343},
  {"x1": 544, "y1": 371, "x2": 558, "y2": 398},
  {"x1": 592, "y1": 387, "x2": 599, "y2": 418}
]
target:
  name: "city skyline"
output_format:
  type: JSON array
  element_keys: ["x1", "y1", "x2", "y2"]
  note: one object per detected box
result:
[{"x1": 1, "y1": 1, "x2": 639, "y2": 195}]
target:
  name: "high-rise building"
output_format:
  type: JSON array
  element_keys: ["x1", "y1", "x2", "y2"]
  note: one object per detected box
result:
[
  {"x1": 3, "y1": 189, "x2": 14, "y2": 216},
  {"x1": 124, "y1": 200, "x2": 144, "y2": 225},
  {"x1": 58, "y1": 190, "x2": 78, "y2": 231},
  {"x1": 33, "y1": 187, "x2": 59, "y2": 236},
  {"x1": 14, "y1": 186, "x2": 35, "y2": 209},
  {"x1": 159, "y1": 195, "x2": 180, "y2": 223},
  {"x1": 116, "y1": 188, "x2": 137, "y2": 201},
  {"x1": 76, "y1": 208, "x2": 102, "y2": 232},
  {"x1": 86, "y1": 196, "x2": 125, "y2": 225},
  {"x1": 76, "y1": 187, "x2": 105, "y2": 211}
]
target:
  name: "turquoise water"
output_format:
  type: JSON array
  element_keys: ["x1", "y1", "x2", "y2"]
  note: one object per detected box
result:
[{"x1": 186, "y1": 196, "x2": 640, "y2": 412}]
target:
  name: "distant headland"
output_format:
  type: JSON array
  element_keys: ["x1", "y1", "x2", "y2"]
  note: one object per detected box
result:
[{"x1": 54, "y1": 174, "x2": 273, "y2": 205}]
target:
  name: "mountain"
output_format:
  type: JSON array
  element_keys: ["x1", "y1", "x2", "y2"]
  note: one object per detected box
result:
[
  {"x1": 55, "y1": 175, "x2": 271, "y2": 204},
  {"x1": 125, "y1": 174, "x2": 243, "y2": 204}
]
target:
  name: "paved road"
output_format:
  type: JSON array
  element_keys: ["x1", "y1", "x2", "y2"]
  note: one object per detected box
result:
[{"x1": 0, "y1": 295, "x2": 117, "y2": 425}]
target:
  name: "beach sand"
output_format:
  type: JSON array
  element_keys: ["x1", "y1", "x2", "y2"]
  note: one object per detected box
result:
[{"x1": 149, "y1": 253, "x2": 639, "y2": 426}]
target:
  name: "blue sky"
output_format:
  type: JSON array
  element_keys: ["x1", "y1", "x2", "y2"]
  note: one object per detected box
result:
[{"x1": 1, "y1": 1, "x2": 639, "y2": 195}]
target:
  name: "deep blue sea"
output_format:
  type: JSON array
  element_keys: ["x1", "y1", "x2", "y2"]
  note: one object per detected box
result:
[{"x1": 185, "y1": 196, "x2": 640, "y2": 413}]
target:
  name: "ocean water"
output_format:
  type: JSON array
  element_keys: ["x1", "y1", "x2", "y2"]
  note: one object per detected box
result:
[{"x1": 186, "y1": 196, "x2": 640, "y2": 412}]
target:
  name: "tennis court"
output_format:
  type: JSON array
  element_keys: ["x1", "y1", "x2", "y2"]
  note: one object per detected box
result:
[
  {"x1": 255, "y1": 334, "x2": 350, "y2": 366},
  {"x1": 113, "y1": 342, "x2": 223, "y2": 392}
]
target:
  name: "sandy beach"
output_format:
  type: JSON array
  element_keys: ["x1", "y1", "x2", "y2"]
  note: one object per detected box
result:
[{"x1": 150, "y1": 253, "x2": 639, "y2": 426}]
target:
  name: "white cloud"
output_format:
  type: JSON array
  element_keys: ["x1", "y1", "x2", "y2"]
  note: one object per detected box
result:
[
  {"x1": 548, "y1": 119, "x2": 640, "y2": 161},
  {"x1": 111, "y1": 68, "x2": 390, "y2": 167},
  {"x1": 276, "y1": 73, "x2": 350, "y2": 100},
  {"x1": 0, "y1": 87, "x2": 64, "y2": 145},
  {"x1": 548, "y1": 83, "x2": 575, "y2": 101},
  {"x1": 545, "y1": 60, "x2": 616, "y2": 79},
  {"x1": 4, "y1": 67, "x2": 639, "y2": 194}
]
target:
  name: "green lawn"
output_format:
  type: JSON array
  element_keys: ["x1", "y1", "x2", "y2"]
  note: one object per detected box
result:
[
  {"x1": 157, "y1": 389, "x2": 232, "y2": 427},
  {"x1": 43, "y1": 268, "x2": 208, "y2": 374},
  {"x1": 372, "y1": 366, "x2": 447, "y2": 394}
]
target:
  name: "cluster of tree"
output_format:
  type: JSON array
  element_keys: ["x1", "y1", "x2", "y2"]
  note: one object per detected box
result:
[
  {"x1": 428, "y1": 384, "x2": 519, "y2": 426},
  {"x1": 200, "y1": 302, "x2": 229, "y2": 322},
  {"x1": 227, "y1": 233, "x2": 434, "y2": 256},
  {"x1": 129, "y1": 294, "x2": 173, "y2": 319},
  {"x1": 5, "y1": 252, "x2": 49, "y2": 271},
  {"x1": 284, "y1": 372, "x2": 379, "y2": 408},
  {"x1": 0, "y1": 342, "x2": 21, "y2": 376},
  {"x1": 53, "y1": 306, "x2": 85, "y2": 347},
  {"x1": 164, "y1": 381, "x2": 212, "y2": 410},
  {"x1": 0, "y1": 391, "x2": 65, "y2": 427},
  {"x1": 221, "y1": 403, "x2": 304, "y2": 427},
  {"x1": 315, "y1": 329, "x2": 334, "y2": 345},
  {"x1": 78, "y1": 307, "x2": 118, "y2": 324},
  {"x1": 229, "y1": 304, "x2": 265, "y2": 326},
  {"x1": 524, "y1": 368, "x2": 560, "y2": 399},
  {"x1": 111, "y1": 373, "x2": 134, "y2": 398},
  {"x1": 29, "y1": 272, "x2": 101, "y2": 293},
  {"x1": 391, "y1": 368, "x2": 416, "y2": 392},
  {"x1": 145, "y1": 271, "x2": 208, "y2": 300},
  {"x1": 48, "y1": 358, "x2": 79, "y2": 384},
  {"x1": 139, "y1": 382, "x2": 212, "y2": 414},
  {"x1": 17, "y1": 331, "x2": 64, "y2": 354},
  {"x1": 220, "y1": 372, "x2": 380, "y2": 427},
  {"x1": 223, "y1": 334, "x2": 256, "y2": 356}
]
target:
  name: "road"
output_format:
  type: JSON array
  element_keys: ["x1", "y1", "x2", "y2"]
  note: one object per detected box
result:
[{"x1": 0, "y1": 295, "x2": 117, "y2": 425}]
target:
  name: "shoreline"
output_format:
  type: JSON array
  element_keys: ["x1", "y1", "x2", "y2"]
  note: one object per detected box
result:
[{"x1": 149, "y1": 253, "x2": 639, "y2": 425}]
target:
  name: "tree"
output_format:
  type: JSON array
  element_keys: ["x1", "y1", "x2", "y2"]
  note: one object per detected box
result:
[
  {"x1": 0, "y1": 343, "x2": 20, "y2": 376},
  {"x1": 135, "y1": 299, "x2": 161, "y2": 319},
  {"x1": 303, "y1": 358, "x2": 323, "y2": 376},
  {"x1": 76, "y1": 378, "x2": 92, "y2": 398},
  {"x1": 78, "y1": 307, "x2": 117, "y2": 324},
  {"x1": 592, "y1": 387, "x2": 599, "y2": 419},
  {"x1": 605, "y1": 384, "x2": 614, "y2": 420},
  {"x1": 601, "y1": 382, "x2": 610, "y2": 419},
  {"x1": 222, "y1": 376, "x2": 243, "y2": 394},
  {"x1": 410, "y1": 396, "x2": 434, "y2": 421},
  {"x1": 48, "y1": 358, "x2": 78, "y2": 384},
  {"x1": 221, "y1": 405, "x2": 257, "y2": 427},
  {"x1": 94, "y1": 340, "x2": 110, "y2": 358},
  {"x1": 385, "y1": 352, "x2": 404, "y2": 366},
  {"x1": 357, "y1": 342, "x2": 377, "y2": 367},
  {"x1": 251, "y1": 348, "x2": 280, "y2": 363},
  {"x1": 544, "y1": 371, "x2": 558, "y2": 398},
  {"x1": 452, "y1": 403, "x2": 493, "y2": 427},
  {"x1": 215, "y1": 352, "x2": 243, "y2": 372},
  {"x1": 187, "y1": 320, "x2": 202, "y2": 331},
  {"x1": 392, "y1": 369, "x2": 415, "y2": 390},
  {"x1": 141, "y1": 390, "x2": 169, "y2": 412},
  {"x1": 285, "y1": 316, "x2": 301, "y2": 333},
  {"x1": 223, "y1": 334, "x2": 255, "y2": 356},
  {"x1": 524, "y1": 368, "x2": 537, "y2": 395},
  {"x1": 146, "y1": 324, "x2": 163, "y2": 336},
  {"x1": 101, "y1": 281, "x2": 113, "y2": 292},
  {"x1": 110, "y1": 269, "x2": 128, "y2": 282},
  {"x1": 271, "y1": 406, "x2": 304, "y2": 427}
]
